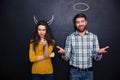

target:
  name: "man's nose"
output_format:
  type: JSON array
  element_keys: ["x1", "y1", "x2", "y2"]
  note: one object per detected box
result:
[{"x1": 79, "y1": 22, "x2": 82, "y2": 25}]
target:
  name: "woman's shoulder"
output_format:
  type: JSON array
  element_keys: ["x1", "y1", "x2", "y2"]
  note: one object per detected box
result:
[
  {"x1": 29, "y1": 39, "x2": 34, "y2": 45},
  {"x1": 49, "y1": 39, "x2": 55, "y2": 46},
  {"x1": 52, "y1": 39, "x2": 55, "y2": 42}
]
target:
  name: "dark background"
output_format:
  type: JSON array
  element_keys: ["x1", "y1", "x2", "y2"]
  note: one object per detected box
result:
[{"x1": 0, "y1": 0, "x2": 120, "y2": 80}]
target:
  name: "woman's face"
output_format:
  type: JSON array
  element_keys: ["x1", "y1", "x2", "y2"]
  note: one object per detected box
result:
[{"x1": 37, "y1": 25, "x2": 46, "y2": 38}]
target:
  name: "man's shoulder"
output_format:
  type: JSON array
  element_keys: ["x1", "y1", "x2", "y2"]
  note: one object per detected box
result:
[
  {"x1": 88, "y1": 31, "x2": 97, "y2": 36},
  {"x1": 67, "y1": 32, "x2": 76, "y2": 36},
  {"x1": 87, "y1": 31, "x2": 98, "y2": 39}
]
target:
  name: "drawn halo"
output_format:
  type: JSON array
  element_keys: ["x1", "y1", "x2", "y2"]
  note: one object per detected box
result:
[
  {"x1": 33, "y1": 14, "x2": 54, "y2": 25},
  {"x1": 73, "y1": 2, "x2": 89, "y2": 11}
]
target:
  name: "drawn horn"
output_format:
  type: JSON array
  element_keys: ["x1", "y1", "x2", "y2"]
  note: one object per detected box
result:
[{"x1": 33, "y1": 15, "x2": 54, "y2": 25}]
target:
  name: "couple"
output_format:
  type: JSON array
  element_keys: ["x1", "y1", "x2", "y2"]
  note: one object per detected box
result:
[{"x1": 29, "y1": 13, "x2": 109, "y2": 80}]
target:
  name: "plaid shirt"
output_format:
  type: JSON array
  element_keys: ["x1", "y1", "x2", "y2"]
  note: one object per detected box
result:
[{"x1": 62, "y1": 31, "x2": 102, "y2": 68}]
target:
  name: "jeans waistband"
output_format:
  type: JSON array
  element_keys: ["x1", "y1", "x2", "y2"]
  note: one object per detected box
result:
[{"x1": 70, "y1": 65, "x2": 93, "y2": 71}]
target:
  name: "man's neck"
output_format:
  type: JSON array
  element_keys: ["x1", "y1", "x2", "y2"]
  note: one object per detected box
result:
[{"x1": 77, "y1": 30, "x2": 86, "y2": 36}]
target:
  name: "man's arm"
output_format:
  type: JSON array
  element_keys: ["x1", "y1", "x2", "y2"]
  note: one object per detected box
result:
[
  {"x1": 56, "y1": 46, "x2": 66, "y2": 54},
  {"x1": 92, "y1": 35, "x2": 109, "y2": 61},
  {"x1": 97, "y1": 46, "x2": 109, "y2": 55},
  {"x1": 56, "y1": 35, "x2": 72, "y2": 61}
]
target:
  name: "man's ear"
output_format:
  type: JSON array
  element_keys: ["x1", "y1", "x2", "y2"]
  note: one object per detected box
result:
[{"x1": 85, "y1": 21, "x2": 87, "y2": 25}]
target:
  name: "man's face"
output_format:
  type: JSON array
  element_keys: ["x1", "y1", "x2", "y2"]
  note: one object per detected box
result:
[{"x1": 75, "y1": 17, "x2": 87, "y2": 32}]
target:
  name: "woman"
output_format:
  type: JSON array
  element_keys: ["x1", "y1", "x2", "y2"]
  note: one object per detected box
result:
[{"x1": 29, "y1": 20, "x2": 55, "y2": 80}]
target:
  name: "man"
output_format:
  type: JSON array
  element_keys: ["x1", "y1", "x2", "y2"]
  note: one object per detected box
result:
[{"x1": 56, "y1": 13, "x2": 109, "y2": 80}]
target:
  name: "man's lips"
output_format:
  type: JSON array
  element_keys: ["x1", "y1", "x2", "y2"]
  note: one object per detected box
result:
[{"x1": 78, "y1": 25, "x2": 84, "y2": 29}]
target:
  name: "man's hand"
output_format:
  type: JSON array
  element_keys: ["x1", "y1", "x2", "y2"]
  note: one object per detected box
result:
[
  {"x1": 56, "y1": 46, "x2": 66, "y2": 55},
  {"x1": 97, "y1": 46, "x2": 109, "y2": 55}
]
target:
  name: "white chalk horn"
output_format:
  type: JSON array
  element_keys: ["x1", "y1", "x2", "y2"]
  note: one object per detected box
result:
[
  {"x1": 33, "y1": 15, "x2": 38, "y2": 24},
  {"x1": 33, "y1": 15, "x2": 54, "y2": 25}
]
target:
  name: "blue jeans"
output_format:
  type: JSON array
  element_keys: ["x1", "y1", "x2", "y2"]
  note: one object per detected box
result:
[
  {"x1": 70, "y1": 67, "x2": 93, "y2": 80},
  {"x1": 31, "y1": 74, "x2": 54, "y2": 80}
]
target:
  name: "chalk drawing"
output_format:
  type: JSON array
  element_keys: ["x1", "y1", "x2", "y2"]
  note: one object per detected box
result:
[
  {"x1": 33, "y1": 14, "x2": 54, "y2": 25},
  {"x1": 73, "y1": 2, "x2": 89, "y2": 11}
]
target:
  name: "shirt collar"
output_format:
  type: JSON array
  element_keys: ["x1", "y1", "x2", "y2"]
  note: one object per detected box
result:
[{"x1": 74, "y1": 30, "x2": 89, "y2": 36}]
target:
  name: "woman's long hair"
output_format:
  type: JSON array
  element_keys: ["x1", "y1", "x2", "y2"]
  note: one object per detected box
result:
[{"x1": 30, "y1": 20, "x2": 54, "y2": 51}]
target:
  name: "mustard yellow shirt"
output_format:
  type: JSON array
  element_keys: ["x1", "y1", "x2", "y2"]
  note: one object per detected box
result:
[{"x1": 29, "y1": 41, "x2": 54, "y2": 74}]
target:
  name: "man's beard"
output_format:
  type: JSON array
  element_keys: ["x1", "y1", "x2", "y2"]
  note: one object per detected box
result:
[{"x1": 76, "y1": 26, "x2": 87, "y2": 32}]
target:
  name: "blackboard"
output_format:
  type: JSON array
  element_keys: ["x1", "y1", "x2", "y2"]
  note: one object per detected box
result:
[{"x1": 0, "y1": 0, "x2": 120, "y2": 80}]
